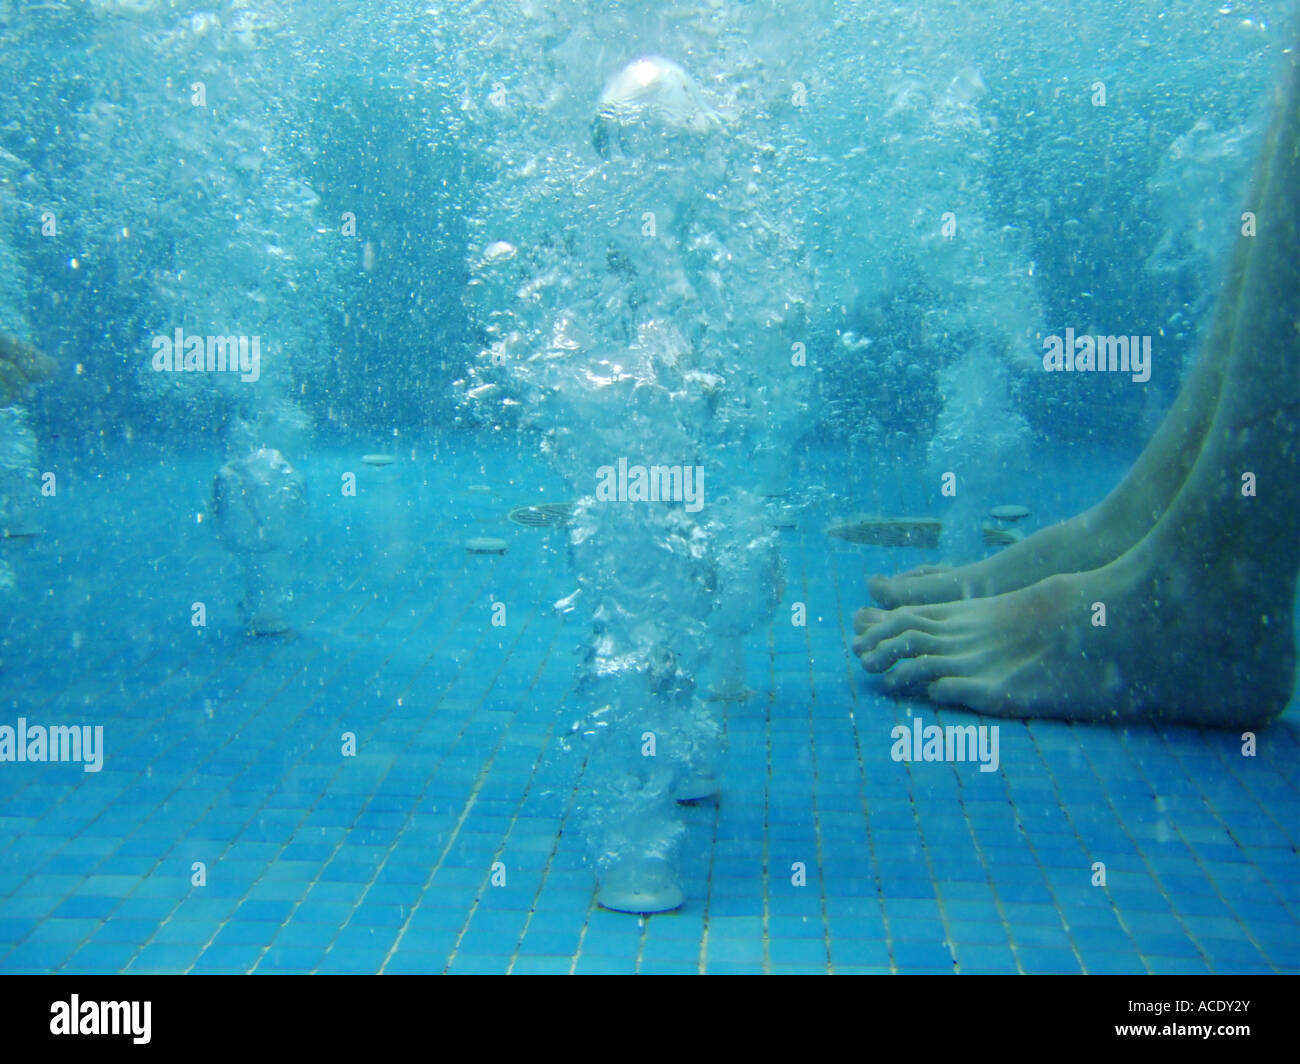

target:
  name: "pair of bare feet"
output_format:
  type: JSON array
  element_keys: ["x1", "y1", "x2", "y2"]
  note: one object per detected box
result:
[{"x1": 854, "y1": 59, "x2": 1299, "y2": 727}]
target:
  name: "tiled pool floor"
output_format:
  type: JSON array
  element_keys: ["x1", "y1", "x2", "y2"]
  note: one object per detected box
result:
[{"x1": 0, "y1": 441, "x2": 1296, "y2": 974}]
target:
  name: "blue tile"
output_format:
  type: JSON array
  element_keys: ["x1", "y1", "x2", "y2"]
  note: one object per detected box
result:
[
  {"x1": 572, "y1": 954, "x2": 638, "y2": 975},
  {"x1": 65, "y1": 941, "x2": 137, "y2": 974},
  {"x1": 0, "y1": 917, "x2": 36, "y2": 942},
  {"x1": 509, "y1": 955, "x2": 575, "y2": 974},
  {"x1": 1199, "y1": 937, "x2": 1270, "y2": 970},
  {"x1": 272, "y1": 921, "x2": 336, "y2": 949},
  {"x1": 211, "y1": 921, "x2": 278, "y2": 948},
  {"x1": 190, "y1": 944, "x2": 262, "y2": 973},
  {"x1": 170, "y1": 895, "x2": 238, "y2": 923},
  {"x1": 0, "y1": 940, "x2": 77, "y2": 970},
  {"x1": 1016, "y1": 946, "x2": 1083, "y2": 973},
  {"x1": 315, "y1": 947, "x2": 389, "y2": 974},
  {"x1": 1076, "y1": 947, "x2": 1146, "y2": 974},
  {"x1": 128, "y1": 942, "x2": 202, "y2": 972},
  {"x1": 706, "y1": 936, "x2": 764, "y2": 965},
  {"x1": 768, "y1": 914, "x2": 825, "y2": 939},
  {"x1": 457, "y1": 927, "x2": 521, "y2": 956},
  {"x1": 384, "y1": 951, "x2": 450, "y2": 974},
  {"x1": 1008, "y1": 923, "x2": 1072, "y2": 950},
  {"x1": 884, "y1": 899, "x2": 942, "y2": 923},
  {"x1": 291, "y1": 901, "x2": 354, "y2": 926},
  {"x1": 954, "y1": 942, "x2": 1018, "y2": 972},
  {"x1": 1147, "y1": 955, "x2": 1211, "y2": 974},
  {"x1": 707, "y1": 894, "x2": 765, "y2": 917},
  {"x1": 770, "y1": 937, "x2": 828, "y2": 965},
  {"x1": 947, "y1": 920, "x2": 1010, "y2": 946},
  {"x1": 0, "y1": 894, "x2": 61, "y2": 920},
  {"x1": 32, "y1": 917, "x2": 100, "y2": 944},
  {"x1": 638, "y1": 959, "x2": 698, "y2": 974},
  {"x1": 151, "y1": 920, "x2": 215, "y2": 945},
  {"x1": 702, "y1": 959, "x2": 764, "y2": 975},
  {"x1": 892, "y1": 940, "x2": 954, "y2": 971},
  {"x1": 399, "y1": 927, "x2": 458, "y2": 957},
  {"x1": 234, "y1": 898, "x2": 297, "y2": 924},
  {"x1": 640, "y1": 935, "x2": 699, "y2": 965},
  {"x1": 348, "y1": 904, "x2": 407, "y2": 929},
  {"x1": 257, "y1": 946, "x2": 324, "y2": 972},
  {"x1": 86, "y1": 918, "x2": 158, "y2": 945},
  {"x1": 890, "y1": 916, "x2": 947, "y2": 943}
]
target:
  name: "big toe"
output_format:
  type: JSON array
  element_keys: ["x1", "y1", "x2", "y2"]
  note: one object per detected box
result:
[
  {"x1": 867, "y1": 573, "x2": 902, "y2": 606},
  {"x1": 870, "y1": 565, "x2": 957, "y2": 607},
  {"x1": 853, "y1": 606, "x2": 886, "y2": 634}
]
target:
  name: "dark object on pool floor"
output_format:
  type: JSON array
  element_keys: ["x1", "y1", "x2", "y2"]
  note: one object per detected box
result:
[
  {"x1": 988, "y1": 504, "x2": 1030, "y2": 522},
  {"x1": 982, "y1": 523, "x2": 1025, "y2": 548},
  {"x1": 826, "y1": 515, "x2": 943, "y2": 549},
  {"x1": 507, "y1": 502, "x2": 575, "y2": 528},
  {"x1": 984, "y1": 504, "x2": 1030, "y2": 548}
]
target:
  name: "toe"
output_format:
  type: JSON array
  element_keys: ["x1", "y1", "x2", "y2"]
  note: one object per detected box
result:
[
  {"x1": 853, "y1": 606, "x2": 885, "y2": 634},
  {"x1": 904, "y1": 564, "x2": 953, "y2": 578},
  {"x1": 860, "y1": 630, "x2": 954, "y2": 673},
  {"x1": 869, "y1": 565, "x2": 956, "y2": 607},
  {"x1": 851, "y1": 608, "x2": 947, "y2": 656},
  {"x1": 867, "y1": 573, "x2": 897, "y2": 605},
  {"x1": 881, "y1": 652, "x2": 977, "y2": 692},
  {"x1": 868, "y1": 571, "x2": 927, "y2": 606}
]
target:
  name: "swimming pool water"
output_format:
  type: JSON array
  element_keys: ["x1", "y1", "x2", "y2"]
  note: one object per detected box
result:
[{"x1": 0, "y1": 440, "x2": 1295, "y2": 974}]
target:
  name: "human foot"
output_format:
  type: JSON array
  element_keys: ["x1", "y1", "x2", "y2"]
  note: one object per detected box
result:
[
  {"x1": 855, "y1": 542, "x2": 1295, "y2": 727},
  {"x1": 868, "y1": 506, "x2": 1149, "y2": 607}
]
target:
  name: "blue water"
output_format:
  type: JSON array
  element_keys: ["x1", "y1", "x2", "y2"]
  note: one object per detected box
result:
[
  {"x1": 0, "y1": 0, "x2": 1297, "y2": 973},
  {"x1": 0, "y1": 439, "x2": 1294, "y2": 973}
]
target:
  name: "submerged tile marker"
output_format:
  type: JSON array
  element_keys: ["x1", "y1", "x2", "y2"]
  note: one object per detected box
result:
[
  {"x1": 0, "y1": 717, "x2": 104, "y2": 772},
  {"x1": 827, "y1": 515, "x2": 943, "y2": 548}
]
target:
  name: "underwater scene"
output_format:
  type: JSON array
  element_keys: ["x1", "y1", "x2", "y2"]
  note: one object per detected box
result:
[{"x1": 0, "y1": 0, "x2": 1296, "y2": 978}]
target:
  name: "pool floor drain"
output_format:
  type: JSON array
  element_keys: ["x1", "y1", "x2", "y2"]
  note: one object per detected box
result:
[{"x1": 507, "y1": 502, "x2": 575, "y2": 528}]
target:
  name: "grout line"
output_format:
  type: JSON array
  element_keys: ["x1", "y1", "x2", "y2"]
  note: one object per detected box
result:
[{"x1": 796, "y1": 542, "x2": 834, "y2": 974}]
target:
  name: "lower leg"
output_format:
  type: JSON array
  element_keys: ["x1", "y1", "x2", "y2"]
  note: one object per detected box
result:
[
  {"x1": 856, "y1": 58, "x2": 1300, "y2": 726},
  {"x1": 868, "y1": 67, "x2": 1282, "y2": 610}
]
